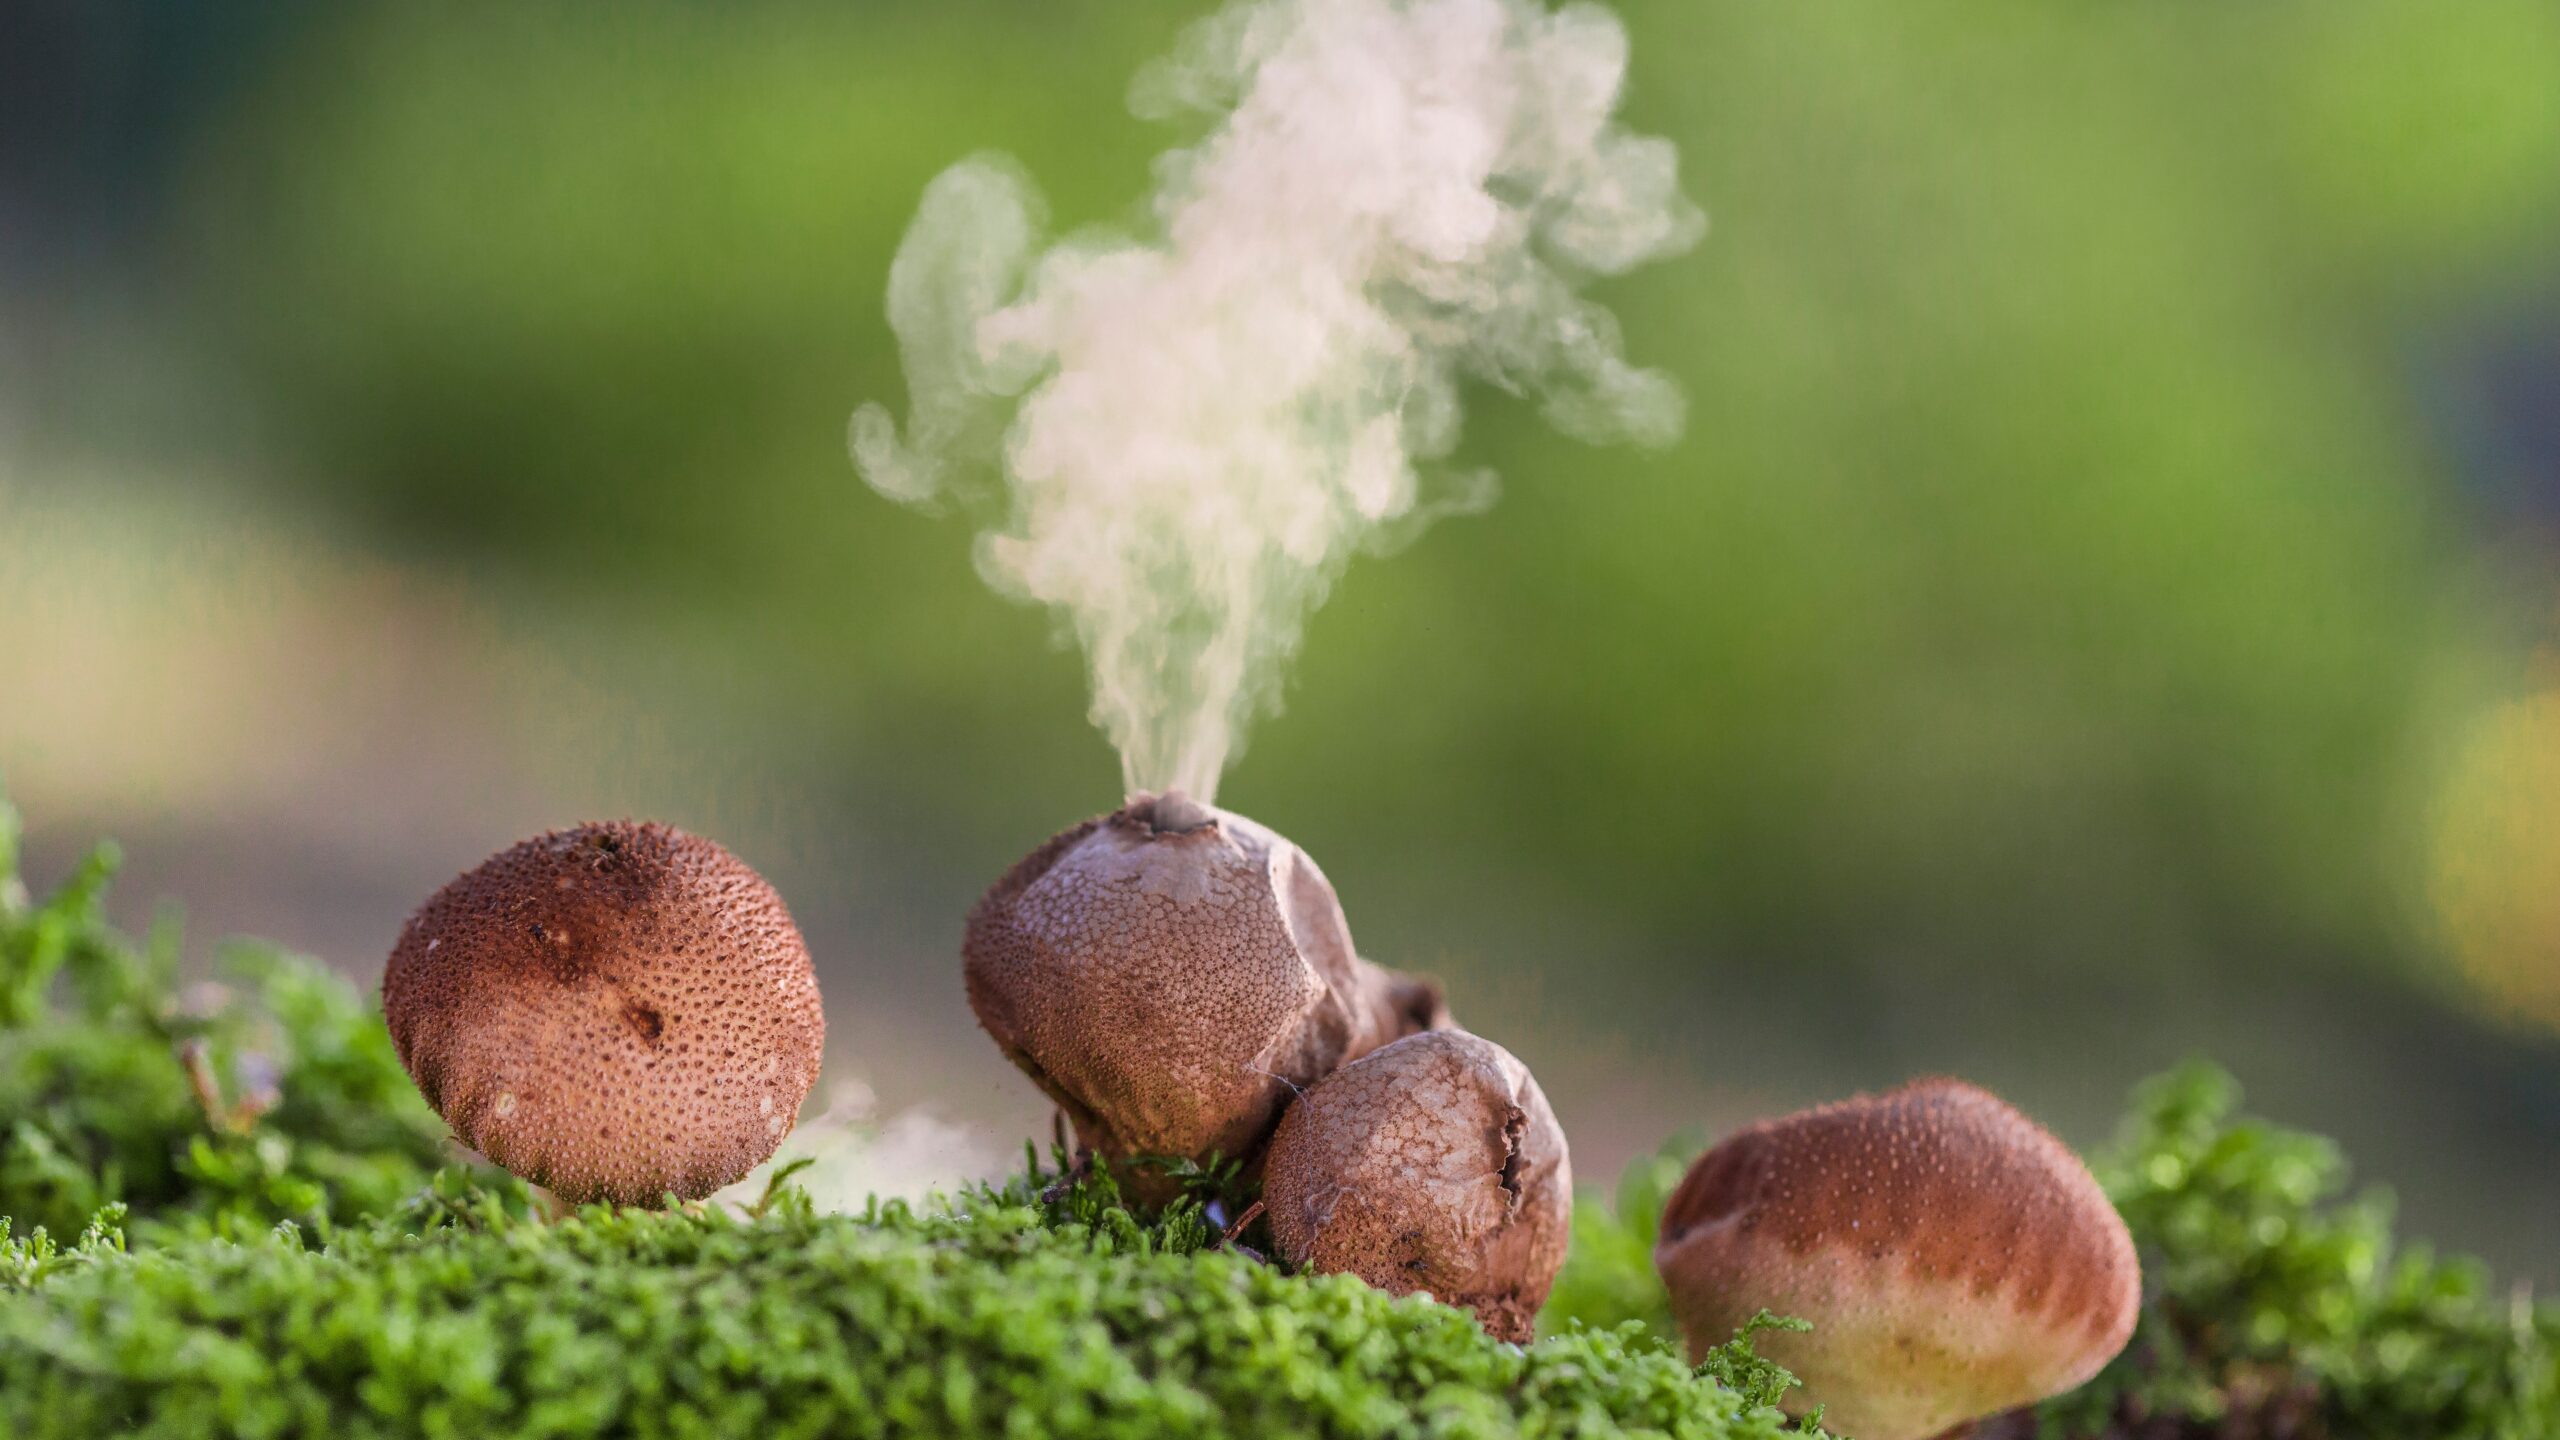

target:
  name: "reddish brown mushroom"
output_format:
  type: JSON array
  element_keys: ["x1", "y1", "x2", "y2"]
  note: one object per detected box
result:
[
  {"x1": 1261, "y1": 1029, "x2": 1571, "y2": 1342},
  {"x1": 383, "y1": 822, "x2": 826, "y2": 1207},
  {"x1": 1654, "y1": 1078, "x2": 2139, "y2": 1440},
  {"x1": 962, "y1": 791, "x2": 1444, "y2": 1191}
]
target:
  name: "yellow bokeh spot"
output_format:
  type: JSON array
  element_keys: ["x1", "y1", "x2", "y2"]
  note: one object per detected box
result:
[{"x1": 2430, "y1": 691, "x2": 2560, "y2": 1030}]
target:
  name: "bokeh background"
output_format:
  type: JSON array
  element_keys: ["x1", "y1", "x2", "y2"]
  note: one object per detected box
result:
[{"x1": 6, "y1": 1, "x2": 2558, "y2": 1275}]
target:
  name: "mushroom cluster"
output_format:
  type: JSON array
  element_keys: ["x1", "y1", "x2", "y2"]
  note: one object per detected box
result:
[
  {"x1": 1653, "y1": 1079, "x2": 2140, "y2": 1440},
  {"x1": 964, "y1": 791, "x2": 1571, "y2": 1334},
  {"x1": 377, "y1": 791, "x2": 2140, "y2": 1418},
  {"x1": 383, "y1": 821, "x2": 825, "y2": 1207}
]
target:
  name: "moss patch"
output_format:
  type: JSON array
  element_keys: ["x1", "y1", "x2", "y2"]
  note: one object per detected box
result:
[{"x1": 2, "y1": 1175, "x2": 1827, "y2": 1440}]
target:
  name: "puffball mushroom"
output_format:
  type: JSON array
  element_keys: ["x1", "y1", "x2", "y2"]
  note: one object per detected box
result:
[
  {"x1": 383, "y1": 822, "x2": 826, "y2": 1207},
  {"x1": 1654, "y1": 1078, "x2": 2139, "y2": 1440},
  {"x1": 963, "y1": 791, "x2": 1445, "y2": 1189},
  {"x1": 1262, "y1": 1029, "x2": 1570, "y2": 1343}
]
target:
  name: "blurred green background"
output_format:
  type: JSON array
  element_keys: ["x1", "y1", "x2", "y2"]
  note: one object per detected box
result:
[{"x1": 5, "y1": 1, "x2": 2558, "y2": 1274}]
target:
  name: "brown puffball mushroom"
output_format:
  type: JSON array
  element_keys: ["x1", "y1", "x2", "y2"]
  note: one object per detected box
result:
[
  {"x1": 383, "y1": 822, "x2": 826, "y2": 1207},
  {"x1": 1653, "y1": 1078, "x2": 2139, "y2": 1440},
  {"x1": 963, "y1": 791, "x2": 1445, "y2": 1190},
  {"x1": 1262, "y1": 1029, "x2": 1570, "y2": 1343}
]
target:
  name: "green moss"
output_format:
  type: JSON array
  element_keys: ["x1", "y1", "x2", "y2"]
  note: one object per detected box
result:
[
  {"x1": 0, "y1": 798, "x2": 464, "y2": 1245},
  {"x1": 2042, "y1": 1065, "x2": 2559, "y2": 1439},
  {"x1": 3, "y1": 800, "x2": 2554, "y2": 1438},
  {"x1": 0, "y1": 1169, "x2": 1833, "y2": 1440}
]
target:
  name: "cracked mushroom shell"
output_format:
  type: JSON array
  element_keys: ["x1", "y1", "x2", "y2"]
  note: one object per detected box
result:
[{"x1": 1262, "y1": 1028, "x2": 1571, "y2": 1342}]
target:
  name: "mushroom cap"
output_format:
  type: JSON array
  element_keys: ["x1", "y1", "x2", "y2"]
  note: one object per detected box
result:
[
  {"x1": 963, "y1": 792, "x2": 1442, "y2": 1179},
  {"x1": 1653, "y1": 1078, "x2": 2139, "y2": 1440},
  {"x1": 1262, "y1": 1029, "x2": 1570, "y2": 1342},
  {"x1": 383, "y1": 822, "x2": 826, "y2": 1206}
]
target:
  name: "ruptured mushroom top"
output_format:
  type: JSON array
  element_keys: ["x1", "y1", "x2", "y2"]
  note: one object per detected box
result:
[
  {"x1": 962, "y1": 791, "x2": 1444, "y2": 1187},
  {"x1": 383, "y1": 822, "x2": 826, "y2": 1206},
  {"x1": 1653, "y1": 1078, "x2": 2139, "y2": 1440}
]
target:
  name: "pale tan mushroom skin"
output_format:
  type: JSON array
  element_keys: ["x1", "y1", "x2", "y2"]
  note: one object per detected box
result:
[
  {"x1": 1654, "y1": 1079, "x2": 2139, "y2": 1440},
  {"x1": 1262, "y1": 1029, "x2": 1571, "y2": 1343},
  {"x1": 963, "y1": 793, "x2": 1443, "y2": 1184},
  {"x1": 383, "y1": 822, "x2": 826, "y2": 1206}
]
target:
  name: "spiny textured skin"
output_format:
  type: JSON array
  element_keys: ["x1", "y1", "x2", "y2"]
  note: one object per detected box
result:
[
  {"x1": 1654, "y1": 1078, "x2": 2139, "y2": 1440},
  {"x1": 1262, "y1": 1029, "x2": 1571, "y2": 1343},
  {"x1": 383, "y1": 822, "x2": 825, "y2": 1206},
  {"x1": 963, "y1": 793, "x2": 1444, "y2": 1190}
]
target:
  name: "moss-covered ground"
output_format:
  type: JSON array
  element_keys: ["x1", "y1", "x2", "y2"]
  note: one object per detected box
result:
[{"x1": 3, "y1": 797, "x2": 2552, "y2": 1438}]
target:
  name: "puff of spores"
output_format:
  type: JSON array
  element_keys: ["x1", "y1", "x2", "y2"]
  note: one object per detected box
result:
[
  {"x1": 1261, "y1": 1029, "x2": 1570, "y2": 1343},
  {"x1": 963, "y1": 792, "x2": 1444, "y2": 1191},
  {"x1": 383, "y1": 822, "x2": 826, "y2": 1207},
  {"x1": 1654, "y1": 1079, "x2": 2139, "y2": 1440}
]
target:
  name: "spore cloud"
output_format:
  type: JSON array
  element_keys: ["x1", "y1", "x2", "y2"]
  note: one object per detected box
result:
[{"x1": 853, "y1": 0, "x2": 1701, "y2": 801}]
